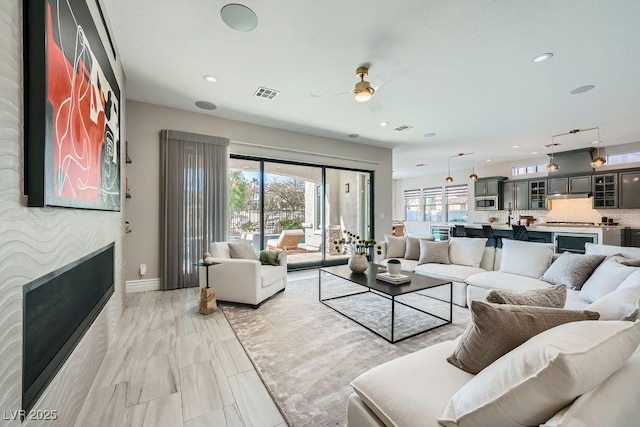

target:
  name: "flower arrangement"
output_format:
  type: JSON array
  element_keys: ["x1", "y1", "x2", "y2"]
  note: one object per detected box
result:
[{"x1": 334, "y1": 230, "x2": 381, "y2": 255}]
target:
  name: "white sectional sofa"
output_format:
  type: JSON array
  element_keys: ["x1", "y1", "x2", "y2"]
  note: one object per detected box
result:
[{"x1": 349, "y1": 242, "x2": 640, "y2": 427}]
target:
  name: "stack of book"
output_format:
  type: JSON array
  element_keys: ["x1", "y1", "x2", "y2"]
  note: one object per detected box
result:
[{"x1": 376, "y1": 272, "x2": 411, "y2": 284}]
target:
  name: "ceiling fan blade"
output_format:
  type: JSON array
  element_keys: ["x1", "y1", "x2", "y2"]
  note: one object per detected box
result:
[
  {"x1": 309, "y1": 91, "x2": 351, "y2": 98},
  {"x1": 371, "y1": 62, "x2": 408, "y2": 91},
  {"x1": 366, "y1": 98, "x2": 383, "y2": 115}
]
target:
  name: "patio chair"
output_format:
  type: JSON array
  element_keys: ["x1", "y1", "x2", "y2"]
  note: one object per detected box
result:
[{"x1": 267, "y1": 229, "x2": 305, "y2": 251}]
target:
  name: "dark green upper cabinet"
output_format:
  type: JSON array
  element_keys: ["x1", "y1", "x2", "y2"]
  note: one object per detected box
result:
[
  {"x1": 502, "y1": 180, "x2": 528, "y2": 209},
  {"x1": 475, "y1": 178, "x2": 501, "y2": 196},
  {"x1": 619, "y1": 171, "x2": 640, "y2": 208},
  {"x1": 593, "y1": 174, "x2": 617, "y2": 208},
  {"x1": 569, "y1": 176, "x2": 592, "y2": 193},
  {"x1": 548, "y1": 177, "x2": 568, "y2": 194}
]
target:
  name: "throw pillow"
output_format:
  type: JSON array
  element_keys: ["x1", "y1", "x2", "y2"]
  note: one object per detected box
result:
[
  {"x1": 579, "y1": 257, "x2": 636, "y2": 302},
  {"x1": 417, "y1": 240, "x2": 450, "y2": 265},
  {"x1": 542, "y1": 252, "x2": 606, "y2": 290},
  {"x1": 439, "y1": 320, "x2": 640, "y2": 427},
  {"x1": 485, "y1": 284, "x2": 566, "y2": 308},
  {"x1": 619, "y1": 269, "x2": 640, "y2": 288},
  {"x1": 500, "y1": 239, "x2": 554, "y2": 279},
  {"x1": 259, "y1": 250, "x2": 281, "y2": 266},
  {"x1": 384, "y1": 235, "x2": 406, "y2": 259},
  {"x1": 619, "y1": 258, "x2": 640, "y2": 267},
  {"x1": 447, "y1": 301, "x2": 600, "y2": 374},
  {"x1": 448, "y1": 237, "x2": 487, "y2": 268},
  {"x1": 586, "y1": 285, "x2": 640, "y2": 321},
  {"x1": 228, "y1": 241, "x2": 258, "y2": 260},
  {"x1": 404, "y1": 235, "x2": 434, "y2": 260}
]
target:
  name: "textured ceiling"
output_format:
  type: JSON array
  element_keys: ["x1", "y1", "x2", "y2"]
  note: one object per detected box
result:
[{"x1": 103, "y1": 0, "x2": 640, "y2": 178}]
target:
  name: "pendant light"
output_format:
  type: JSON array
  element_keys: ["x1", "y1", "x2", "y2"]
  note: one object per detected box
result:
[
  {"x1": 546, "y1": 141, "x2": 559, "y2": 172},
  {"x1": 591, "y1": 127, "x2": 606, "y2": 167},
  {"x1": 469, "y1": 152, "x2": 478, "y2": 181},
  {"x1": 445, "y1": 155, "x2": 453, "y2": 183}
]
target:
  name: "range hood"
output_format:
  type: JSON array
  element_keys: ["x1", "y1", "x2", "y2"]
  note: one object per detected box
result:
[{"x1": 545, "y1": 148, "x2": 596, "y2": 199}]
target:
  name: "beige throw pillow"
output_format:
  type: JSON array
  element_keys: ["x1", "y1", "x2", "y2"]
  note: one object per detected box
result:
[
  {"x1": 619, "y1": 258, "x2": 640, "y2": 267},
  {"x1": 228, "y1": 241, "x2": 258, "y2": 260},
  {"x1": 447, "y1": 301, "x2": 600, "y2": 374},
  {"x1": 579, "y1": 257, "x2": 637, "y2": 302},
  {"x1": 500, "y1": 239, "x2": 554, "y2": 279},
  {"x1": 542, "y1": 252, "x2": 606, "y2": 290},
  {"x1": 485, "y1": 284, "x2": 567, "y2": 308},
  {"x1": 384, "y1": 235, "x2": 406, "y2": 258},
  {"x1": 448, "y1": 237, "x2": 487, "y2": 268},
  {"x1": 418, "y1": 240, "x2": 450, "y2": 265},
  {"x1": 404, "y1": 236, "x2": 434, "y2": 260},
  {"x1": 440, "y1": 320, "x2": 640, "y2": 427}
]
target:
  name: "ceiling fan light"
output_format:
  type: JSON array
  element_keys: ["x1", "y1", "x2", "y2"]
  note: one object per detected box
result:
[
  {"x1": 469, "y1": 173, "x2": 478, "y2": 181},
  {"x1": 445, "y1": 176, "x2": 454, "y2": 183},
  {"x1": 591, "y1": 156, "x2": 606, "y2": 168},
  {"x1": 547, "y1": 162, "x2": 560, "y2": 172},
  {"x1": 354, "y1": 90, "x2": 372, "y2": 102}
]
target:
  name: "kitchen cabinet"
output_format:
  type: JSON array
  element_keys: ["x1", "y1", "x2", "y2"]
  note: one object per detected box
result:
[
  {"x1": 529, "y1": 180, "x2": 547, "y2": 210},
  {"x1": 547, "y1": 177, "x2": 568, "y2": 194},
  {"x1": 475, "y1": 177, "x2": 501, "y2": 196},
  {"x1": 547, "y1": 176, "x2": 592, "y2": 194},
  {"x1": 625, "y1": 229, "x2": 640, "y2": 247},
  {"x1": 503, "y1": 181, "x2": 528, "y2": 210},
  {"x1": 619, "y1": 171, "x2": 640, "y2": 208},
  {"x1": 593, "y1": 173, "x2": 617, "y2": 208},
  {"x1": 569, "y1": 176, "x2": 592, "y2": 193}
]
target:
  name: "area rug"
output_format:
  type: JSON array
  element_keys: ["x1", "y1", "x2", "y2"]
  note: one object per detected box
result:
[{"x1": 220, "y1": 274, "x2": 471, "y2": 426}]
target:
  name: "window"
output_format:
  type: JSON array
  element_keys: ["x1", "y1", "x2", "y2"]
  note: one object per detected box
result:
[
  {"x1": 511, "y1": 164, "x2": 547, "y2": 176},
  {"x1": 607, "y1": 151, "x2": 640, "y2": 166},
  {"x1": 445, "y1": 185, "x2": 468, "y2": 223},
  {"x1": 404, "y1": 189, "x2": 422, "y2": 221},
  {"x1": 423, "y1": 187, "x2": 443, "y2": 222}
]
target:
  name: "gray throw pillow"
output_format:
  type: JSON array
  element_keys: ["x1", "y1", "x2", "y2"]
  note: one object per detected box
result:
[
  {"x1": 418, "y1": 240, "x2": 450, "y2": 265},
  {"x1": 619, "y1": 258, "x2": 640, "y2": 267},
  {"x1": 542, "y1": 252, "x2": 606, "y2": 290},
  {"x1": 404, "y1": 236, "x2": 435, "y2": 260},
  {"x1": 385, "y1": 235, "x2": 406, "y2": 258},
  {"x1": 447, "y1": 301, "x2": 600, "y2": 374},
  {"x1": 228, "y1": 241, "x2": 258, "y2": 260},
  {"x1": 485, "y1": 284, "x2": 567, "y2": 308}
]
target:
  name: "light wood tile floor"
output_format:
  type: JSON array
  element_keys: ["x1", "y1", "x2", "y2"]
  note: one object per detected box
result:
[{"x1": 76, "y1": 286, "x2": 287, "y2": 427}]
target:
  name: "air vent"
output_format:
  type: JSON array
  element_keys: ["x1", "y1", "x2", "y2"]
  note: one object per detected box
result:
[
  {"x1": 394, "y1": 125, "x2": 413, "y2": 132},
  {"x1": 254, "y1": 87, "x2": 279, "y2": 99}
]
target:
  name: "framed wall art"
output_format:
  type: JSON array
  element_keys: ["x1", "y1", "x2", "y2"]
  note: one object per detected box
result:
[{"x1": 24, "y1": 0, "x2": 121, "y2": 211}]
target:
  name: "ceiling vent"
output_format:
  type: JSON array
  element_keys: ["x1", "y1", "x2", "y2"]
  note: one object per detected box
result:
[
  {"x1": 394, "y1": 125, "x2": 413, "y2": 132},
  {"x1": 254, "y1": 87, "x2": 279, "y2": 99}
]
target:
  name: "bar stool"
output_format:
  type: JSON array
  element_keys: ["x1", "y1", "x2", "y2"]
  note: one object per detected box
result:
[
  {"x1": 482, "y1": 225, "x2": 502, "y2": 248},
  {"x1": 452, "y1": 225, "x2": 467, "y2": 237},
  {"x1": 511, "y1": 225, "x2": 546, "y2": 243}
]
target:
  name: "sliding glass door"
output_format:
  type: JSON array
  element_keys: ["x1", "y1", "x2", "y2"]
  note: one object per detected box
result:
[{"x1": 229, "y1": 156, "x2": 373, "y2": 270}]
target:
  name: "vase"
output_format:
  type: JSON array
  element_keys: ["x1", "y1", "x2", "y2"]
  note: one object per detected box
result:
[
  {"x1": 348, "y1": 253, "x2": 369, "y2": 273},
  {"x1": 387, "y1": 260, "x2": 402, "y2": 275}
]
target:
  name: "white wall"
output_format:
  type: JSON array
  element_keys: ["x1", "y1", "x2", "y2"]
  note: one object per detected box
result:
[
  {"x1": 0, "y1": 1, "x2": 126, "y2": 425},
  {"x1": 394, "y1": 142, "x2": 640, "y2": 227},
  {"x1": 125, "y1": 100, "x2": 393, "y2": 282}
]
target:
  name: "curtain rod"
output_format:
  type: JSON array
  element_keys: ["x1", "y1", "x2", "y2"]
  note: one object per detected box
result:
[{"x1": 230, "y1": 140, "x2": 382, "y2": 165}]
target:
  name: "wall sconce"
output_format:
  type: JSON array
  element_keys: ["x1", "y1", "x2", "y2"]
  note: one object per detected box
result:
[{"x1": 345, "y1": 183, "x2": 350, "y2": 193}]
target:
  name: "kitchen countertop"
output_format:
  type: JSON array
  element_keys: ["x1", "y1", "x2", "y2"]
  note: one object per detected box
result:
[{"x1": 434, "y1": 223, "x2": 628, "y2": 234}]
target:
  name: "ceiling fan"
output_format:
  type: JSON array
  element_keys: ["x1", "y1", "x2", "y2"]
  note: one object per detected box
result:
[{"x1": 310, "y1": 63, "x2": 408, "y2": 114}]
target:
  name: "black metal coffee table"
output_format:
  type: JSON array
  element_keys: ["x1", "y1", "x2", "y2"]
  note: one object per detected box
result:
[{"x1": 319, "y1": 263, "x2": 452, "y2": 343}]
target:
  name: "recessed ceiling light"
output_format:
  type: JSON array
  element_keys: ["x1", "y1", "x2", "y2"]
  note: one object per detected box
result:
[
  {"x1": 348, "y1": 133, "x2": 359, "y2": 138},
  {"x1": 379, "y1": 121, "x2": 389, "y2": 127},
  {"x1": 221, "y1": 4, "x2": 258, "y2": 32},
  {"x1": 486, "y1": 159, "x2": 493, "y2": 162},
  {"x1": 533, "y1": 52, "x2": 553, "y2": 63},
  {"x1": 423, "y1": 133, "x2": 436, "y2": 138},
  {"x1": 512, "y1": 145, "x2": 520, "y2": 148},
  {"x1": 570, "y1": 85, "x2": 595, "y2": 95},
  {"x1": 532, "y1": 151, "x2": 539, "y2": 155},
  {"x1": 195, "y1": 101, "x2": 217, "y2": 110},
  {"x1": 203, "y1": 75, "x2": 218, "y2": 83}
]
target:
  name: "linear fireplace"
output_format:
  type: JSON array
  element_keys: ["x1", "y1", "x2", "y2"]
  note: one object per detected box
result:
[{"x1": 22, "y1": 243, "x2": 115, "y2": 413}]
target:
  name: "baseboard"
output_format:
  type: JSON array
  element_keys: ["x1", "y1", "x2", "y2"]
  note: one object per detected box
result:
[{"x1": 126, "y1": 278, "x2": 160, "y2": 293}]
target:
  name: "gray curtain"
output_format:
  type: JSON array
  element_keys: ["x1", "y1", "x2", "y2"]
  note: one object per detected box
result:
[{"x1": 159, "y1": 130, "x2": 229, "y2": 290}]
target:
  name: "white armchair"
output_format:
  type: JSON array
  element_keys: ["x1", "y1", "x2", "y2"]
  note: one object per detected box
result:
[{"x1": 199, "y1": 242, "x2": 287, "y2": 308}]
